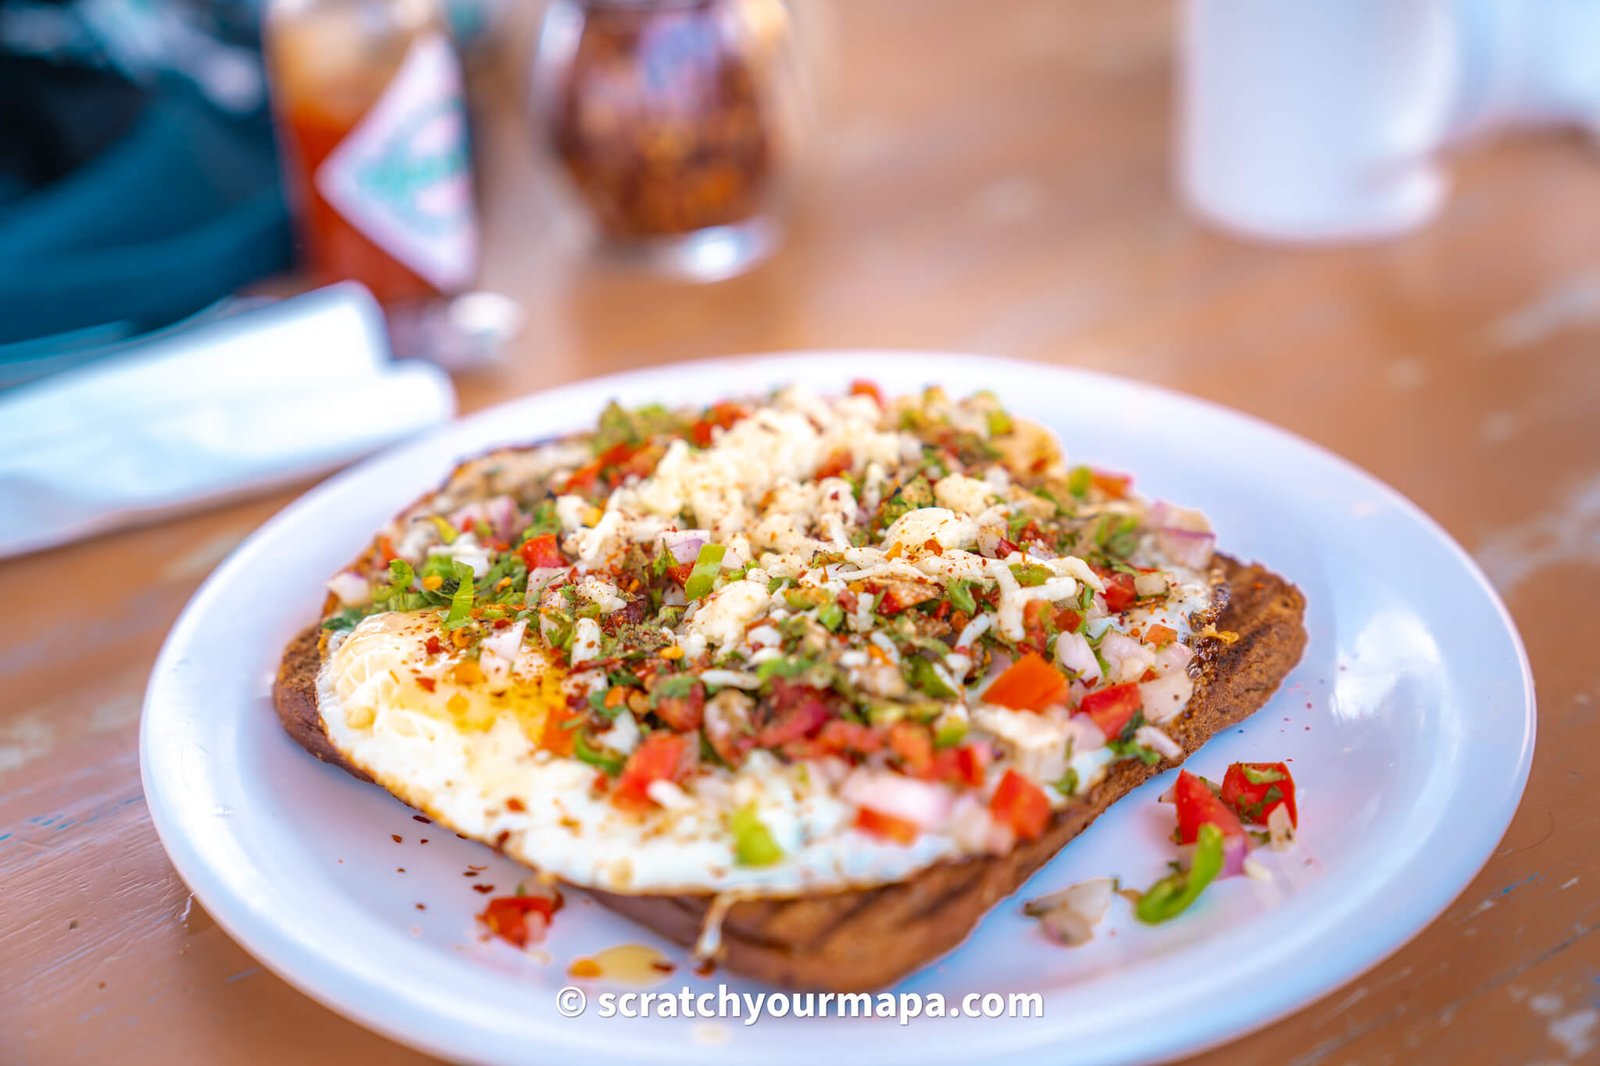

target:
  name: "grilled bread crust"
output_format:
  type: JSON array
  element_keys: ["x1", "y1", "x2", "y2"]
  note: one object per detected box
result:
[{"x1": 273, "y1": 555, "x2": 1305, "y2": 990}]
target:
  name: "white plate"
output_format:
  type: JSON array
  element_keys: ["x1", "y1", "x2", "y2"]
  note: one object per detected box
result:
[{"x1": 141, "y1": 353, "x2": 1534, "y2": 1066}]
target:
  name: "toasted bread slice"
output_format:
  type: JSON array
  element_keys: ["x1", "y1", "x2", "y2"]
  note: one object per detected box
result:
[{"x1": 273, "y1": 554, "x2": 1305, "y2": 990}]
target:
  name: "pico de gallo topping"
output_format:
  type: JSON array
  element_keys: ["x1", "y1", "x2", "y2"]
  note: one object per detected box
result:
[{"x1": 324, "y1": 384, "x2": 1226, "y2": 883}]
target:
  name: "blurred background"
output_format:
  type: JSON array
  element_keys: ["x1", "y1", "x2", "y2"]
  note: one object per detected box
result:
[
  {"x1": 5, "y1": 0, "x2": 1600, "y2": 556},
  {"x1": 5, "y1": 0, "x2": 1600, "y2": 558},
  {"x1": 4, "y1": 2, "x2": 1600, "y2": 1062}
]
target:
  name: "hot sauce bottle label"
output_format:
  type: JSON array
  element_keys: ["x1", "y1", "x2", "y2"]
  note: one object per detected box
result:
[{"x1": 315, "y1": 32, "x2": 478, "y2": 293}]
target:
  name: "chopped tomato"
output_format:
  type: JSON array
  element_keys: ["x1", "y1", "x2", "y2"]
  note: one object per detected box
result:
[
  {"x1": 539, "y1": 703, "x2": 581, "y2": 757},
  {"x1": 1173, "y1": 769, "x2": 1246, "y2": 846},
  {"x1": 560, "y1": 458, "x2": 605, "y2": 495},
  {"x1": 1101, "y1": 570, "x2": 1139, "y2": 613},
  {"x1": 926, "y1": 742, "x2": 991, "y2": 787},
  {"x1": 1220, "y1": 762, "x2": 1298, "y2": 827},
  {"x1": 990, "y1": 770, "x2": 1051, "y2": 842},
  {"x1": 753, "y1": 681, "x2": 833, "y2": 748},
  {"x1": 1090, "y1": 470, "x2": 1132, "y2": 499},
  {"x1": 479, "y1": 892, "x2": 563, "y2": 948},
  {"x1": 1056, "y1": 607, "x2": 1083, "y2": 634},
  {"x1": 815, "y1": 448, "x2": 853, "y2": 479},
  {"x1": 887, "y1": 721, "x2": 934, "y2": 775},
  {"x1": 689, "y1": 401, "x2": 749, "y2": 447},
  {"x1": 855, "y1": 806, "x2": 919, "y2": 844},
  {"x1": 1078, "y1": 682, "x2": 1143, "y2": 740},
  {"x1": 653, "y1": 682, "x2": 705, "y2": 732},
  {"x1": 1142, "y1": 623, "x2": 1177, "y2": 647},
  {"x1": 614, "y1": 732, "x2": 694, "y2": 811},
  {"x1": 1021, "y1": 600, "x2": 1054, "y2": 654},
  {"x1": 518, "y1": 533, "x2": 566, "y2": 570},
  {"x1": 376, "y1": 534, "x2": 398, "y2": 563},
  {"x1": 848, "y1": 379, "x2": 885, "y2": 408},
  {"x1": 983, "y1": 653, "x2": 1069, "y2": 712},
  {"x1": 810, "y1": 719, "x2": 883, "y2": 759}
]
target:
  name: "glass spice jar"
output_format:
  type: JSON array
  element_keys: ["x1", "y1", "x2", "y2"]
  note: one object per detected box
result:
[{"x1": 530, "y1": 0, "x2": 807, "y2": 280}]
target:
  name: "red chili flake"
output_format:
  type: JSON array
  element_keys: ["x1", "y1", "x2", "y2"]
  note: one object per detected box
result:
[
  {"x1": 494, "y1": 830, "x2": 511, "y2": 850},
  {"x1": 415, "y1": 903, "x2": 426, "y2": 911},
  {"x1": 694, "y1": 959, "x2": 716, "y2": 979},
  {"x1": 396, "y1": 868, "x2": 406, "y2": 873},
  {"x1": 424, "y1": 636, "x2": 444, "y2": 656},
  {"x1": 417, "y1": 677, "x2": 436, "y2": 693},
  {"x1": 472, "y1": 884, "x2": 496, "y2": 895},
  {"x1": 412, "y1": 815, "x2": 431, "y2": 824},
  {"x1": 420, "y1": 839, "x2": 429, "y2": 845},
  {"x1": 464, "y1": 871, "x2": 479, "y2": 878},
  {"x1": 506, "y1": 797, "x2": 526, "y2": 813},
  {"x1": 391, "y1": 834, "x2": 403, "y2": 844},
  {"x1": 651, "y1": 960, "x2": 676, "y2": 974}
]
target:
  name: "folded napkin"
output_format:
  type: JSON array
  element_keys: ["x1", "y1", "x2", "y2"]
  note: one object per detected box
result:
[{"x1": 0, "y1": 283, "x2": 455, "y2": 559}]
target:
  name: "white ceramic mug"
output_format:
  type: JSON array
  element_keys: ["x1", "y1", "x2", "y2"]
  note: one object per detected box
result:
[{"x1": 1180, "y1": 0, "x2": 1600, "y2": 243}]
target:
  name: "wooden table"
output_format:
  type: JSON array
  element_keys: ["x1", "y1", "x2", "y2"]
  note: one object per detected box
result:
[{"x1": 5, "y1": 2, "x2": 1597, "y2": 1062}]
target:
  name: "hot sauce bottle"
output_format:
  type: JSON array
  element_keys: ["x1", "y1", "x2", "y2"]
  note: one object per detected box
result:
[{"x1": 265, "y1": 0, "x2": 479, "y2": 317}]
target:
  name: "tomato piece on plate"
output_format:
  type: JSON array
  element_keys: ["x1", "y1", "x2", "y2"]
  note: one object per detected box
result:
[
  {"x1": 518, "y1": 533, "x2": 566, "y2": 570},
  {"x1": 479, "y1": 892, "x2": 563, "y2": 948},
  {"x1": 1173, "y1": 769, "x2": 1246, "y2": 846},
  {"x1": 984, "y1": 652, "x2": 1069, "y2": 711},
  {"x1": 1079, "y1": 682, "x2": 1143, "y2": 739},
  {"x1": 1220, "y1": 761, "x2": 1298, "y2": 827},
  {"x1": 613, "y1": 732, "x2": 694, "y2": 810},
  {"x1": 855, "y1": 806, "x2": 920, "y2": 844}
]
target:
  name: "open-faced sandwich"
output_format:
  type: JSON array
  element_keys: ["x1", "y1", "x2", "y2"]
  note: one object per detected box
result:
[{"x1": 274, "y1": 382, "x2": 1306, "y2": 990}]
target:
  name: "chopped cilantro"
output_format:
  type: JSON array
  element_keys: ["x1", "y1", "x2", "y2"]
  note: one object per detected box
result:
[
  {"x1": 1241, "y1": 764, "x2": 1287, "y2": 785},
  {"x1": 1066, "y1": 465, "x2": 1092, "y2": 499},
  {"x1": 948, "y1": 579, "x2": 976, "y2": 615},
  {"x1": 574, "y1": 732, "x2": 626, "y2": 775},
  {"x1": 441, "y1": 560, "x2": 476, "y2": 629},
  {"x1": 1009, "y1": 562, "x2": 1053, "y2": 587},
  {"x1": 684, "y1": 543, "x2": 726, "y2": 601},
  {"x1": 321, "y1": 608, "x2": 365, "y2": 631}
]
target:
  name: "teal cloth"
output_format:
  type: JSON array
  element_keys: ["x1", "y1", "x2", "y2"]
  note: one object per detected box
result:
[{"x1": 0, "y1": 81, "x2": 293, "y2": 353}]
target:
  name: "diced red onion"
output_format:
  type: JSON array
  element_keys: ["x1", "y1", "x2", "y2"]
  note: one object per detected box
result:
[
  {"x1": 661, "y1": 529, "x2": 711, "y2": 564},
  {"x1": 1149, "y1": 501, "x2": 1212, "y2": 533},
  {"x1": 448, "y1": 502, "x2": 486, "y2": 531},
  {"x1": 841, "y1": 771, "x2": 953, "y2": 831},
  {"x1": 1134, "y1": 724, "x2": 1183, "y2": 761},
  {"x1": 1100, "y1": 630, "x2": 1154, "y2": 682},
  {"x1": 1040, "y1": 907, "x2": 1095, "y2": 946},
  {"x1": 1153, "y1": 641, "x2": 1195, "y2": 677},
  {"x1": 479, "y1": 619, "x2": 528, "y2": 688},
  {"x1": 485, "y1": 494, "x2": 522, "y2": 541},
  {"x1": 1156, "y1": 527, "x2": 1216, "y2": 570},
  {"x1": 1055, "y1": 630, "x2": 1101, "y2": 684},
  {"x1": 327, "y1": 570, "x2": 371, "y2": 607},
  {"x1": 1220, "y1": 831, "x2": 1248, "y2": 879}
]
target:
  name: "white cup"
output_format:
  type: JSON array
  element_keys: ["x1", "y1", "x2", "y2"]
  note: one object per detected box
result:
[{"x1": 1180, "y1": 0, "x2": 1600, "y2": 244}]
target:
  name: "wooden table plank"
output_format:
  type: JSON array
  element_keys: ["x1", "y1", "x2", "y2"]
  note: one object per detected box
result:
[{"x1": 4, "y1": 2, "x2": 1597, "y2": 1062}]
